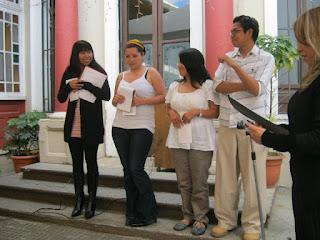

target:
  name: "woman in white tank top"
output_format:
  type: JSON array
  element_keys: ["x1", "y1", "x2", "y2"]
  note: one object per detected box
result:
[{"x1": 111, "y1": 39, "x2": 165, "y2": 227}]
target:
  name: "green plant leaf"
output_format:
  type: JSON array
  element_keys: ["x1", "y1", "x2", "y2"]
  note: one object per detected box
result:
[
  {"x1": 3, "y1": 111, "x2": 47, "y2": 156},
  {"x1": 257, "y1": 34, "x2": 300, "y2": 119}
]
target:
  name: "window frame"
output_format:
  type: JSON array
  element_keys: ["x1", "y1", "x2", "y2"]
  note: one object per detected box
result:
[{"x1": 0, "y1": 0, "x2": 24, "y2": 100}]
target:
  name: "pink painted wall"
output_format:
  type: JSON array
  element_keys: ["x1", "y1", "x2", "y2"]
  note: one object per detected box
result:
[
  {"x1": 205, "y1": 0, "x2": 234, "y2": 78},
  {"x1": 55, "y1": 0, "x2": 78, "y2": 112}
]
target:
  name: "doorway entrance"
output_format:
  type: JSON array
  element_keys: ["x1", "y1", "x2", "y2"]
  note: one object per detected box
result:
[{"x1": 120, "y1": 0, "x2": 191, "y2": 169}]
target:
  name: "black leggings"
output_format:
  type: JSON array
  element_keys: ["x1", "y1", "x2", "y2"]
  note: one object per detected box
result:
[
  {"x1": 68, "y1": 138, "x2": 99, "y2": 195},
  {"x1": 112, "y1": 127, "x2": 157, "y2": 221}
]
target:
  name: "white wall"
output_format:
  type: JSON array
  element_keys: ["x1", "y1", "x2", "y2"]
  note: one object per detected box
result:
[
  {"x1": 29, "y1": 0, "x2": 43, "y2": 111},
  {"x1": 104, "y1": 0, "x2": 119, "y2": 156},
  {"x1": 78, "y1": 0, "x2": 105, "y2": 65},
  {"x1": 78, "y1": 0, "x2": 115, "y2": 156},
  {"x1": 190, "y1": 0, "x2": 204, "y2": 53},
  {"x1": 264, "y1": 0, "x2": 278, "y2": 36},
  {"x1": 233, "y1": 0, "x2": 278, "y2": 36},
  {"x1": 233, "y1": 0, "x2": 265, "y2": 34}
]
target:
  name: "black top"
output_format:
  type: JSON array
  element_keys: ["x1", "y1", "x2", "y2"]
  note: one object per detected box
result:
[
  {"x1": 262, "y1": 75, "x2": 320, "y2": 196},
  {"x1": 57, "y1": 65, "x2": 111, "y2": 144},
  {"x1": 261, "y1": 75, "x2": 320, "y2": 161}
]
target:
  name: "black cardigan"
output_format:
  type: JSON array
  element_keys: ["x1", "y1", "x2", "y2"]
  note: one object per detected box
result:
[
  {"x1": 57, "y1": 66, "x2": 111, "y2": 145},
  {"x1": 261, "y1": 75, "x2": 320, "y2": 161}
]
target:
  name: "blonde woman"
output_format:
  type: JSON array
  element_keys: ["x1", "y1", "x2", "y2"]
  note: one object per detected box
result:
[{"x1": 247, "y1": 7, "x2": 320, "y2": 239}]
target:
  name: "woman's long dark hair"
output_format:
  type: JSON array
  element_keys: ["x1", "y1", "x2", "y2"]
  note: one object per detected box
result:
[
  {"x1": 66, "y1": 40, "x2": 103, "y2": 76},
  {"x1": 178, "y1": 48, "x2": 211, "y2": 88}
]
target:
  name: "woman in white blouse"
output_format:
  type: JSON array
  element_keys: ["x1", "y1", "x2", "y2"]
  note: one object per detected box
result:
[{"x1": 166, "y1": 48, "x2": 219, "y2": 235}]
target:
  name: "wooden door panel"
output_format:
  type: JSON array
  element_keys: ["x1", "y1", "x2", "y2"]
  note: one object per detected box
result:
[{"x1": 153, "y1": 103, "x2": 173, "y2": 169}]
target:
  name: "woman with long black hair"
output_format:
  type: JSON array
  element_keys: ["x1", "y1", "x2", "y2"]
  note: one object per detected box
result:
[
  {"x1": 166, "y1": 48, "x2": 219, "y2": 235},
  {"x1": 58, "y1": 40, "x2": 110, "y2": 219}
]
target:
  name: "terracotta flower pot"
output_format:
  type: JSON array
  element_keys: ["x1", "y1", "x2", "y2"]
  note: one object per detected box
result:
[
  {"x1": 266, "y1": 155, "x2": 284, "y2": 188},
  {"x1": 11, "y1": 154, "x2": 39, "y2": 173}
]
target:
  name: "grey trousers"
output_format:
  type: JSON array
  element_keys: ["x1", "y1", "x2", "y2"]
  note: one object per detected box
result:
[{"x1": 170, "y1": 148, "x2": 213, "y2": 224}]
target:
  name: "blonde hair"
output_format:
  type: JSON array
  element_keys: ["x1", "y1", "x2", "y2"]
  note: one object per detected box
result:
[{"x1": 294, "y1": 7, "x2": 320, "y2": 90}]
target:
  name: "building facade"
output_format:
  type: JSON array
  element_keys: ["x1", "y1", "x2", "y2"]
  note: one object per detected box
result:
[{"x1": 0, "y1": 0, "x2": 319, "y2": 159}]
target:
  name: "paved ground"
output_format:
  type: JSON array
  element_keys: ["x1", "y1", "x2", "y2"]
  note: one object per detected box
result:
[
  {"x1": 0, "y1": 216, "x2": 147, "y2": 240},
  {"x1": 265, "y1": 187, "x2": 295, "y2": 240}
]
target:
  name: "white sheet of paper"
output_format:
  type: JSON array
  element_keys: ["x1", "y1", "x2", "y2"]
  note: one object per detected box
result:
[
  {"x1": 117, "y1": 86, "x2": 135, "y2": 112},
  {"x1": 66, "y1": 78, "x2": 78, "y2": 85},
  {"x1": 80, "y1": 66, "x2": 107, "y2": 88},
  {"x1": 177, "y1": 123, "x2": 192, "y2": 144},
  {"x1": 78, "y1": 89, "x2": 96, "y2": 103},
  {"x1": 66, "y1": 78, "x2": 79, "y2": 102},
  {"x1": 69, "y1": 91, "x2": 79, "y2": 102},
  {"x1": 123, "y1": 106, "x2": 136, "y2": 116}
]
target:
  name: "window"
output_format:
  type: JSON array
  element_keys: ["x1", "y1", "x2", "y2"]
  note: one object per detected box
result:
[
  {"x1": 121, "y1": 0, "x2": 190, "y2": 87},
  {"x1": 302, "y1": 0, "x2": 320, "y2": 9},
  {"x1": 5, "y1": 0, "x2": 19, "y2": 3},
  {"x1": 42, "y1": 0, "x2": 55, "y2": 112},
  {"x1": 0, "y1": 0, "x2": 22, "y2": 98},
  {"x1": 0, "y1": 10, "x2": 20, "y2": 94},
  {"x1": 277, "y1": 0, "x2": 320, "y2": 113}
]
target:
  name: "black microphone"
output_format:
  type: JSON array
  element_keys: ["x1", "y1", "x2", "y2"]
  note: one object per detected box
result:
[{"x1": 236, "y1": 120, "x2": 246, "y2": 130}]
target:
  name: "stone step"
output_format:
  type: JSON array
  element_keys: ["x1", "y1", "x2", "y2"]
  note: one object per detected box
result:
[
  {"x1": 22, "y1": 163, "x2": 216, "y2": 195},
  {"x1": 0, "y1": 197, "x2": 232, "y2": 240},
  {"x1": 0, "y1": 173, "x2": 217, "y2": 222},
  {"x1": 0, "y1": 172, "x2": 276, "y2": 225}
]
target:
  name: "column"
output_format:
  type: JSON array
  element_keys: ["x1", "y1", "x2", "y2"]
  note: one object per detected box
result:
[
  {"x1": 78, "y1": 0, "x2": 107, "y2": 159},
  {"x1": 205, "y1": 0, "x2": 233, "y2": 76},
  {"x1": 30, "y1": 0, "x2": 43, "y2": 111},
  {"x1": 55, "y1": 0, "x2": 78, "y2": 112},
  {"x1": 78, "y1": 0, "x2": 105, "y2": 65},
  {"x1": 104, "y1": 0, "x2": 120, "y2": 156},
  {"x1": 39, "y1": 0, "x2": 78, "y2": 164}
]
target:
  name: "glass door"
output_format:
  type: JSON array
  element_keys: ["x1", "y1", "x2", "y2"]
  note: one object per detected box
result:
[
  {"x1": 121, "y1": 0, "x2": 190, "y2": 87},
  {"x1": 276, "y1": 0, "x2": 319, "y2": 113},
  {"x1": 161, "y1": 0, "x2": 190, "y2": 87},
  {"x1": 120, "y1": 0, "x2": 191, "y2": 169}
]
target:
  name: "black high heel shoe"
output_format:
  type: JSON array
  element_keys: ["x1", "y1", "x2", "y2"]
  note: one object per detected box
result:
[
  {"x1": 71, "y1": 195, "x2": 84, "y2": 217},
  {"x1": 84, "y1": 193, "x2": 96, "y2": 219}
]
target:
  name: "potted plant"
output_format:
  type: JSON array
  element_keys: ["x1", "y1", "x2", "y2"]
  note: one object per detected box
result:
[
  {"x1": 4, "y1": 111, "x2": 47, "y2": 173},
  {"x1": 256, "y1": 34, "x2": 300, "y2": 119},
  {"x1": 256, "y1": 34, "x2": 299, "y2": 188}
]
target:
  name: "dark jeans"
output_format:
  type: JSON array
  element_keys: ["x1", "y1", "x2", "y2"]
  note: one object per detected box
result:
[
  {"x1": 112, "y1": 127, "x2": 157, "y2": 221},
  {"x1": 68, "y1": 138, "x2": 99, "y2": 196}
]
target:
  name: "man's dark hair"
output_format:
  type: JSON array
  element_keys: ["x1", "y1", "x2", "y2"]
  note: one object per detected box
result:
[{"x1": 233, "y1": 15, "x2": 259, "y2": 42}]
